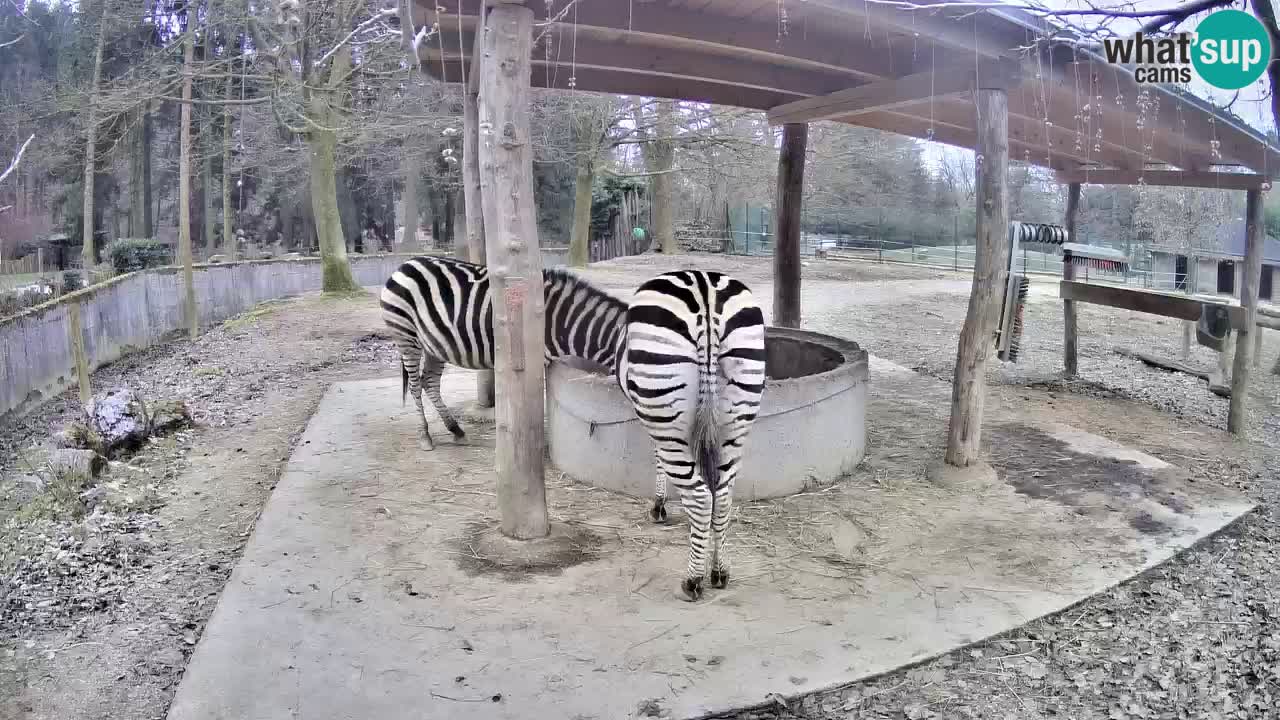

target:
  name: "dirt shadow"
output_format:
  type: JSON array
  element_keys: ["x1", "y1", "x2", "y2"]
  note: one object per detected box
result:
[
  {"x1": 985, "y1": 423, "x2": 1190, "y2": 536},
  {"x1": 452, "y1": 521, "x2": 604, "y2": 582}
]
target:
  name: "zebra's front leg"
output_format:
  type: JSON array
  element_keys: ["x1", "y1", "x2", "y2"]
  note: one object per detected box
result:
[
  {"x1": 649, "y1": 447, "x2": 668, "y2": 524},
  {"x1": 676, "y1": 481, "x2": 713, "y2": 602}
]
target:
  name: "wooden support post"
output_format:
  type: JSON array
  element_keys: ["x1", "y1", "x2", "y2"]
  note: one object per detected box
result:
[
  {"x1": 464, "y1": 7, "x2": 495, "y2": 409},
  {"x1": 773, "y1": 122, "x2": 807, "y2": 328},
  {"x1": 1228, "y1": 188, "x2": 1264, "y2": 434},
  {"x1": 945, "y1": 88, "x2": 1009, "y2": 467},
  {"x1": 1062, "y1": 182, "x2": 1081, "y2": 377},
  {"x1": 478, "y1": 1, "x2": 549, "y2": 540},
  {"x1": 37, "y1": 247, "x2": 44, "y2": 277},
  {"x1": 1254, "y1": 327, "x2": 1263, "y2": 368},
  {"x1": 67, "y1": 303, "x2": 91, "y2": 407}
]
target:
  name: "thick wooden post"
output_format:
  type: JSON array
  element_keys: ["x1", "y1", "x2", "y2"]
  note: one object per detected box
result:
[
  {"x1": 67, "y1": 303, "x2": 91, "y2": 407},
  {"x1": 773, "y1": 122, "x2": 807, "y2": 328},
  {"x1": 1062, "y1": 182, "x2": 1081, "y2": 377},
  {"x1": 1228, "y1": 188, "x2": 1265, "y2": 434},
  {"x1": 478, "y1": 1, "x2": 549, "y2": 540},
  {"x1": 945, "y1": 88, "x2": 1009, "y2": 467},
  {"x1": 464, "y1": 9, "x2": 495, "y2": 409}
]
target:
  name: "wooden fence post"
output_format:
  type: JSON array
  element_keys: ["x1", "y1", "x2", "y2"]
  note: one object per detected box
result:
[
  {"x1": 1228, "y1": 188, "x2": 1264, "y2": 434},
  {"x1": 67, "y1": 303, "x2": 92, "y2": 407},
  {"x1": 773, "y1": 122, "x2": 807, "y2": 328},
  {"x1": 479, "y1": 0, "x2": 549, "y2": 540},
  {"x1": 945, "y1": 87, "x2": 1009, "y2": 467},
  {"x1": 1062, "y1": 182, "x2": 1081, "y2": 377}
]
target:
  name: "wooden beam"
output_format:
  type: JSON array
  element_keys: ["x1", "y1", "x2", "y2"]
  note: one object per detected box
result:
[
  {"x1": 437, "y1": 28, "x2": 864, "y2": 99},
  {"x1": 424, "y1": 55, "x2": 806, "y2": 111},
  {"x1": 851, "y1": 110, "x2": 1080, "y2": 173},
  {"x1": 462, "y1": 7, "x2": 494, "y2": 410},
  {"x1": 1058, "y1": 280, "x2": 1257, "y2": 326},
  {"x1": 478, "y1": 1, "x2": 549, "y2": 540},
  {"x1": 1229, "y1": 189, "x2": 1265, "y2": 434},
  {"x1": 1062, "y1": 182, "x2": 1081, "y2": 377},
  {"x1": 424, "y1": 1, "x2": 919, "y2": 83},
  {"x1": 766, "y1": 62, "x2": 1019, "y2": 126},
  {"x1": 945, "y1": 87, "x2": 1009, "y2": 468},
  {"x1": 1055, "y1": 169, "x2": 1274, "y2": 190},
  {"x1": 773, "y1": 123, "x2": 806, "y2": 328}
]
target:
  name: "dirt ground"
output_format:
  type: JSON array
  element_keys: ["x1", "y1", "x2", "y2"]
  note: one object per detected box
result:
[{"x1": 2, "y1": 253, "x2": 1278, "y2": 720}]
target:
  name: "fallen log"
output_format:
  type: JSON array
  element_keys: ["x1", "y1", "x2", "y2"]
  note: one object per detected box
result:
[
  {"x1": 1114, "y1": 347, "x2": 1230, "y2": 398},
  {"x1": 1113, "y1": 348, "x2": 1209, "y2": 380}
]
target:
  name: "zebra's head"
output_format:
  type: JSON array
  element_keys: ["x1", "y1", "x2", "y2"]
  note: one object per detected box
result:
[{"x1": 542, "y1": 267, "x2": 630, "y2": 371}]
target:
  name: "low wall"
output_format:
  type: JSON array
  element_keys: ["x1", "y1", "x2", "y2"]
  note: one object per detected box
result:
[{"x1": 0, "y1": 249, "x2": 571, "y2": 418}]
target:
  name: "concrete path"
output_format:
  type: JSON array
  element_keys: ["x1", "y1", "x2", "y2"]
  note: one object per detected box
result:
[{"x1": 167, "y1": 363, "x2": 1254, "y2": 720}]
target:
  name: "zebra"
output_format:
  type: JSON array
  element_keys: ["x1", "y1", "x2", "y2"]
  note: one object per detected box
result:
[
  {"x1": 378, "y1": 255, "x2": 629, "y2": 449},
  {"x1": 617, "y1": 270, "x2": 766, "y2": 601},
  {"x1": 380, "y1": 257, "x2": 767, "y2": 601}
]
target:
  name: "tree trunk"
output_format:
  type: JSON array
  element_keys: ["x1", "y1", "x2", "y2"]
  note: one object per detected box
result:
[
  {"x1": 401, "y1": 153, "x2": 420, "y2": 251},
  {"x1": 568, "y1": 151, "x2": 594, "y2": 267},
  {"x1": 443, "y1": 190, "x2": 455, "y2": 247},
  {"x1": 1229, "y1": 189, "x2": 1265, "y2": 434},
  {"x1": 773, "y1": 122, "x2": 807, "y2": 328},
  {"x1": 479, "y1": 2, "x2": 549, "y2": 540},
  {"x1": 202, "y1": 125, "x2": 216, "y2": 259},
  {"x1": 652, "y1": 100, "x2": 677, "y2": 254},
  {"x1": 1062, "y1": 182, "x2": 1081, "y2": 376},
  {"x1": 222, "y1": 72, "x2": 236, "y2": 258},
  {"x1": 462, "y1": 23, "x2": 494, "y2": 408},
  {"x1": 309, "y1": 124, "x2": 360, "y2": 292},
  {"x1": 945, "y1": 89, "x2": 1009, "y2": 467},
  {"x1": 128, "y1": 111, "x2": 146, "y2": 238},
  {"x1": 430, "y1": 190, "x2": 442, "y2": 248},
  {"x1": 178, "y1": 24, "x2": 198, "y2": 340},
  {"x1": 81, "y1": 1, "x2": 109, "y2": 270}
]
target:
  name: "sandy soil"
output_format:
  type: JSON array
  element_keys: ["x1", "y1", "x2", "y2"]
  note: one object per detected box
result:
[{"x1": 2, "y1": 253, "x2": 1278, "y2": 720}]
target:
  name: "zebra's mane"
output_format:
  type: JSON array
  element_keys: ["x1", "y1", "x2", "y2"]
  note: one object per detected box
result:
[{"x1": 542, "y1": 266, "x2": 629, "y2": 313}]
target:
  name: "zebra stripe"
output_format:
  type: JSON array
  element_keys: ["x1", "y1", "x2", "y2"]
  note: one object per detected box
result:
[
  {"x1": 379, "y1": 256, "x2": 628, "y2": 448},
  {"x1": 617, "y1": 270, "x2": 767, "y2": 601}
]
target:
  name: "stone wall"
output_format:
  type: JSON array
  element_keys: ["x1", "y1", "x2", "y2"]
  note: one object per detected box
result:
[{"x1": 0, "y1": 250, "x2": 570, "y2": 418}]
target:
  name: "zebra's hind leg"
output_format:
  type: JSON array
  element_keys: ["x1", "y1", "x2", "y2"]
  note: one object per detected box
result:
[
  {"x1": 675, "y1": 478, "x2": 714, "y2": 602},
  {"x1": 421, "y1": 356, "x2": 467, "y2": 442},
  {"x1": 400, "y1": 345, "x2": 434, "y2": 451},
  {"x1": 709, "y1": 480, "x2": 735, "y2": 589},
  {"x1": 649, "y1": 447, "x2": 668, "y2": 524}
]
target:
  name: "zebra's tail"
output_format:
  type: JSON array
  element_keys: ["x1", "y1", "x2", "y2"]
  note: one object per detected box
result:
[{"x1": 690, "y1": 338, "x2": 721, "y2": 497}]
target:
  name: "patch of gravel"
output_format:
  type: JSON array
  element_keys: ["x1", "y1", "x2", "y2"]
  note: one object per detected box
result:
[{"x1": 703, "y1": 265, "x2": 1280, "y2": 720}]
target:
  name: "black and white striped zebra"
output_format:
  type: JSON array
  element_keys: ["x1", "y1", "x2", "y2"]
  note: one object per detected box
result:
[
  {"x1": 381, "y1": 257, "x2": 767, "y2": 601},
  {"x1": 378, "y1": 255, "x2": 629, "y2": 449},
  {"x1": 618, "y1": 270, "x2": 767, "y2": 602}
]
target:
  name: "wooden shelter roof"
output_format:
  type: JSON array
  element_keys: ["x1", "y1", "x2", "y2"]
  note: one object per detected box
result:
[{"x1": 408, "y1": 0, "x2": 1280, "y2": 182}]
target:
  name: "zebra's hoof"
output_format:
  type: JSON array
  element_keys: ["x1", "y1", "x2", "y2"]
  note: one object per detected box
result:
[
  {"x1": 710, "y1": 568, "x2": 729, "y2": 589},
  {"x1": 649, "y1": 501, "x2": 667, "y2": 524},
  {"x1": 679, "y1": 577, "x2": 704, "y2": 602},
  {"x1": 449, "y1": 426, "x2": 467, "y2": 441}
]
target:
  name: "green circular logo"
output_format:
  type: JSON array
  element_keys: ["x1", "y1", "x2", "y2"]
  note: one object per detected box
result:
[{"x1": 1192, "y1": 9, "x2": 1273, "y2": 90}]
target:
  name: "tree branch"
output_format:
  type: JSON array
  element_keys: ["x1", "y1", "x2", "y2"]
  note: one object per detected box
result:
[
  {"x1": 0, "y1": 33, "x2": 24, "y2": 50},
  {"x1": 314, "y1": 7, "x2": 397, "y2": 69},
  {"x1": 0, "y1": 133, "x2": 34, "y2": 186}
]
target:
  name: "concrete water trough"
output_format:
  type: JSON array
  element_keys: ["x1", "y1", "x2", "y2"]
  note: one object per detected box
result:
[{"x1": 546, "y1": 326, "x2": 869, "y2": 501}]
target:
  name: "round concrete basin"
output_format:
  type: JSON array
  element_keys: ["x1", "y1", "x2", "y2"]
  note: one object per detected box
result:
[{"x1": 546, "y1": 326, "x2": 870, "y2": 502}]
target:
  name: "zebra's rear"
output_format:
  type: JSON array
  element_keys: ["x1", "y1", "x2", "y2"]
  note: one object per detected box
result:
[{"x1": 619, "y1": 270, "x2": 766, "y2": 601}]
